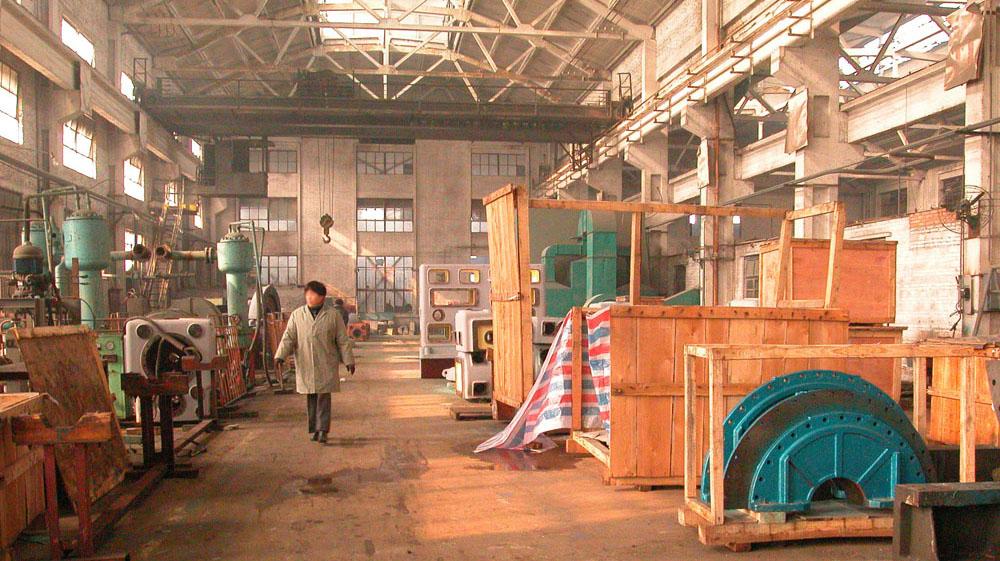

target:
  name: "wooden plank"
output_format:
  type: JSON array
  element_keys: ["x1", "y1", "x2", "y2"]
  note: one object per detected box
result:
[
  {"x1": 959, "y1": 357, "x2": 978, "y2": 483},
  {"x1": 14, "y1": 327, "x2": 129, "y2": 513},
  {"x1": 685, "y1": 343, "x2": 997, "y2": 360},
  {"x1": 609, "y1": 313, "x2": 638, "y2": 479},
  {"x1": 609, "y1": 304, "x2": 849, "y2": 322},
  {"x1": 785, "y1": 201, "x2": 840, "y2": 221},
  {"x1": 913, "y1": 356, "x2": 928, "y2": 436},
  {"x1": 683, "y1": 352, "x2": 697, "y2": 501},
  {"x1": 571, "y1": 432, "x2": 610, "y2": 467},
  {"x1": 825, "y1": 203, "x2": 846, "y2": 308},
  {"x1": 570, "y1": 307, "x2": 584, "y2": 431},
  {"x1": 528, "y1": 198, "x2": 787, "y2": 218},
  {"x1": 635, "y1": 314, "x2": 673, "y2": 479},
  {"x1": 774, "y1": 218, "x2": 794, "y2": 305},
  {"x1": 708, "y1": 356, "x2": 725, "y2": 525},
  {"x1": 612, "y1": 382, "x2": 761, "y2": 397},
  {"x1": 629, "y1": 212, "x2": 643, "y2": 304},
  {"x1": 514, "y1": 185, "x2": 535, "y2": 400}
]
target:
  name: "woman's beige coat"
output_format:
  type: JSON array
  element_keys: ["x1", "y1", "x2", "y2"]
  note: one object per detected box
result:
[{"x1": 275, "y1": 304, "x2": 355, "y2": 394}]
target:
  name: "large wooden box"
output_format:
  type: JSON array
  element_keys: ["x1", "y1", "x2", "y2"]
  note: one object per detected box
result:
[
  {"x1": 847, "y1": 325, "x2": 905, "y2": 401},
  {"x1": 0, "y1": 393, "x2": 45, "y2": 548},
  {"x1": 759, "y1": 239, "x2": 897, "y2": 324},
  {"x1": 607, "y1": 306, "x2": 853, "y2": 486},
  {"x1": 928, "y1": 358, "x2": 1000, "y2": 447}
]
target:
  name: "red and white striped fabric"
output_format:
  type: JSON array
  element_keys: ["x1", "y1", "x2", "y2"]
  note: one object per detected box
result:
[{"x1": 475, "y1": 307, "x2": 612, "y2": 453}]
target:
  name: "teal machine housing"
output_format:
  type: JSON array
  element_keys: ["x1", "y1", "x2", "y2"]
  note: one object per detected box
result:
[
  {"x1": 217, "y1": 230, "x2": 256, "y2": 325},
  {"x1": 62, "y1": 210, "x2": 112, "y2": 327},
  {"x1": 542, "y1": 211, "x2": 625, "y2": 317}
]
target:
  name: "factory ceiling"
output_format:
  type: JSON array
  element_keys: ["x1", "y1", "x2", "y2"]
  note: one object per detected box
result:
[{"x1": 122, "y1": 0, "x2": 673, "y2": 106}]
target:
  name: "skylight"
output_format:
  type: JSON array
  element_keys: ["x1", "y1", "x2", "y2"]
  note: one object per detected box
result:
[
  {"x1": 318, "y1": 0, "x2": 452, "y2": 48},
  {"x1": 839, "y1": 15, "x2": 951, "y2": 78}
]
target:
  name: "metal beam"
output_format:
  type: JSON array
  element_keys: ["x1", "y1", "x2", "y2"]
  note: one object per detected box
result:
[{"x1": 124, "y1": 14, "x2": 638, "y2": 41}]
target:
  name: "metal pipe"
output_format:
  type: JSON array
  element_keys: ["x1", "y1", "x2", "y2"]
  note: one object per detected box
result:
[
  {"x1": 110, "y1": 243, "x2": 152, "y2": 262},
  {"x1": 154, "y1": 245, "x2": 216, "y2": 263}
]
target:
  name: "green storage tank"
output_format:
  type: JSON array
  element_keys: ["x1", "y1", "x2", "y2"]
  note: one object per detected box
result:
[
  {"x1": 217, "y1": 231, "x2": 255, "y2": 324},
  {"x1": 63, "y1": 211, "x2": 112, "y2": 327}
]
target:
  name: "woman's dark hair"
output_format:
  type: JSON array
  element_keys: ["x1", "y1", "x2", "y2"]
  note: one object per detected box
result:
[{"x1": 304, "y1": 280, "x2": 327, "y2": 297}]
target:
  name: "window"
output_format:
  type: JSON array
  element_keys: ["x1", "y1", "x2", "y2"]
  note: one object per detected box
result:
[
  {"x1": 190, "y1": 139, "x2": 203, "y2": 160},
  {"x1": 430, "y1": 288, "x2": 478, "y2": 307},
  {"x1": 427, "y1": 269, "x2": 449, "y2": 284},
  {"x1": 123, "y1": 157, "x2": 144, "y2": 200},
  {"x1": 357, "y1": 198, "x2": 413, "y2": 232},
  {"x1": 743, "y1": 255, "x2": 760, "y2": 299},
  {"x1": 193, "y1": 203, "x2": 204, "y2": 229},
  {"x1": 0, "y1": 61, "x2": 22, "y2": 144},
  {"x1": 319, "y1": 0, "x2": 449, "y2": 46},
  {"x1": 356, "y1": 256, "x2": 413, "y2": 314},
  {"x1": 356, "y1": 150, "x2": 413, "y2": 175},
  {"x1": 164, "y1": 182, "x2": 181, "y2": 207},
  {"x1": 459, "y1": 269, "x2": 481, "y2": 284},
  {"x1": 249, "y1": 147, "x2": 298, "y2": 173},
  {"x1": 239, "y1": 198, "x2": 297, "y2": 231},
  {"x1": 259, "y1": 255, "x2": 298, "y2": 286},
  {"x1": 878, "y1": 188, "x2": 907, "y2": 218},
  {"x1": 61, "y1": 19, "x2": 95, "y2": 67},
  {"x1": 472, "y1": 152, "x2": 525, "y2": 176},
  {"x1": 63, "y1": 118, "x2": 96, "y2": 178},
  {"x1": 124, "y1": 230, "x2": 144, "y2": 273},
  {"x1": 471, "y1": 199, "x2": 487, "y2": 233},
  {"x1": 120, "y1": 72, "x2": 135, "y2": 101}
]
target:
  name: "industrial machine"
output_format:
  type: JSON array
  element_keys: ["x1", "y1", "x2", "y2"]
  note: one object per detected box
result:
[
  {"x1": 216, "y1": 228, "x2": 256, "y2": 325},
  {"x1": 453, "y1": 309, "x2": 492, "y2": 400},
  {"x1": 418, "y1": 264, "x2": 490, "y2": 378},
  {"x1": 124, "y1": 317, "x2": 216, "y2": 422},
  {"x1": 701, "y1": 370, "x2": 934, "y2": 513},
  {"x1": 542, "y1": 211, "x2": 638, "y2": 317},
  {"x1": 97, "y1": 330, "x2": 129, "y2": 419},
  {"x1": 62, "y1": 210, "x2": 113, "y2": 328},
  {"x1": 418, "y1": 263, "x2": 545, "y2": 379}
]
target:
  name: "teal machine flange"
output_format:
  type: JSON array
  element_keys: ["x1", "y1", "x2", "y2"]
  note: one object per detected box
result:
[{"x1": 700, "y1": 370, "x2": 935, "y2": 513}]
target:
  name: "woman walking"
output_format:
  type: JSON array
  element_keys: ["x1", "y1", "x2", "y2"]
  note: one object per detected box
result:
[{"x1": 275, "y1": 281, "x2": 356, "y2": 443}]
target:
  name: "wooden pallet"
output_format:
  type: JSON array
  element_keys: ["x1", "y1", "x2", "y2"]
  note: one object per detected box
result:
[
  {"x1": 447, "y1": 402, "x2": 492, "y2": 421},
  {"x1": 678, "y1": 500, "x2": 893, "y2": 552}
]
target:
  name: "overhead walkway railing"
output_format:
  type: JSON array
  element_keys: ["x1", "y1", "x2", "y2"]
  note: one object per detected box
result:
[{"x1": 538, "y1": 0, "x2": 863, "y2": 196}]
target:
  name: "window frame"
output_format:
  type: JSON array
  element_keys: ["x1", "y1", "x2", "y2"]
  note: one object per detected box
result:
[
  {"x1": 0, "y1": 61, "x2": 23, "y2": 144},
  {"x1": 743, "y1": 254, "x2": 760, "y2": 299},
  {"x1": 62, "y1": 118, "x2": 96, "y2": 178},
  {"x1": 60, "y1": 18, "x2": 95, "y2": 67},
  {"x1": 123, "y1": 157, "x2": 144, "y2": 201},
  {"x1": 258, "y1": 254, "x2": 299, "y2": 286},
  {"x1": 356, "y1": 198, "x2": 414, "y2": 233}
]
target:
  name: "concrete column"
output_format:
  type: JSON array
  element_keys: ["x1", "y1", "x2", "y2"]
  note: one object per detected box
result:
[
  {"x1": 964, "y1": 5, "x2": 1000, "y2": 336},
  {"x1": 624, "y1": 130, "x2": 669, "y2": 202},
  {"x1": 701, "y1": 0, "x2": 721, "y2": 56},
  {"x1": 585, "y1": 157, "x2": 623, "y2": 200},
  {"x1": 771, "y1": 26, "x2": 864, "y2": 237},
  {"x1": 681, "y1": 100, "x2": 753, "y2": 305},
  {"x1": 640, "y1": 39, "x2": 658, "y2": 101}
]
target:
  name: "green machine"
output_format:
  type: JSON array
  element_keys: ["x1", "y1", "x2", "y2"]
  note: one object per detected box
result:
[
  {"x1": 62, "y1": 210, "x2": 112, "y2": 328},
  {"x1": 217, "y1": 228, "x2": 256, "y2": 325},
  {"x1": 96, "y1": 331, "x2": 129, "y2": 419},
  {"x1": 542, "y1": 211, "x2": 624, "y2": 317}
]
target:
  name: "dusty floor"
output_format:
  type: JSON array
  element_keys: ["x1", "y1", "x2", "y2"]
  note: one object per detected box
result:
[{"x1": 97, "y1": 339, "x2": 890, "y2": 560}]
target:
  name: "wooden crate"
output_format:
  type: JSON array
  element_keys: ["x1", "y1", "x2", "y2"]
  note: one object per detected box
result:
[
  {"x1": 680, "y1": 343, "x2": 995, "y2": 550},
  {"x1": 598, "y1": 305, "x2": 854, "y2": 487},
  {"x1": 760, "y1": 239, "x2": 897, "y2": 324},
  {"x1": 0, "y1": 393, "x2": 44, "y2": 548},
  {"x1": 847, "y1": 325, "x2": 904, "y2": 400},
  {"x1": 927, "y1": 357, "x2": 1000, "y2": 447}
]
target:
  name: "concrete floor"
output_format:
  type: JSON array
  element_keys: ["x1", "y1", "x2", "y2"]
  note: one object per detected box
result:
[{"x1": 98, "y1": 339, "x2": 889, "y2": 560}]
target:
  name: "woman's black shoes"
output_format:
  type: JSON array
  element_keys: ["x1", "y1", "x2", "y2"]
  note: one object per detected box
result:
[
  {"x1": 311, "y1": 432, "x2": 319, "y2": 441},
  {"x1": 317, "y1": 431, "x2": 328, "y2": 444}
]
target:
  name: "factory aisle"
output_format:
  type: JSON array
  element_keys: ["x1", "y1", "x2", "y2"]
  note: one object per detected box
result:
[{"x1": 98, "y1": 340, "x2": 888, "y2": 560}]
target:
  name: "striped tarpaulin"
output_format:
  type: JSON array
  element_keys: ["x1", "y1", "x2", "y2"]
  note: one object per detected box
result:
[{"x1": 475, "y1": 307, "x2": 612, "y2": 452}]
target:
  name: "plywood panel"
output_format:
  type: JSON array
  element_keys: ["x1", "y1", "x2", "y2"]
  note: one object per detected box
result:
[
  {"x1": 847, "y1": 326, "x2": 904, "y2": 400},
  {"x1": 928, "y1": 357, "x2": 999, "y2": 446},
  {"x1": 609, "y1": 314, "x2": 638, "y2": 478},
  {"x1": 760, "y1": 239, "x2": 897, "y2": 324},
  {"x1": 14, "y1": 326, "x2": 128, "y2": 512},
  {"x1": 485, "y1": 186, "x2": 535, "y2": 410}
]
